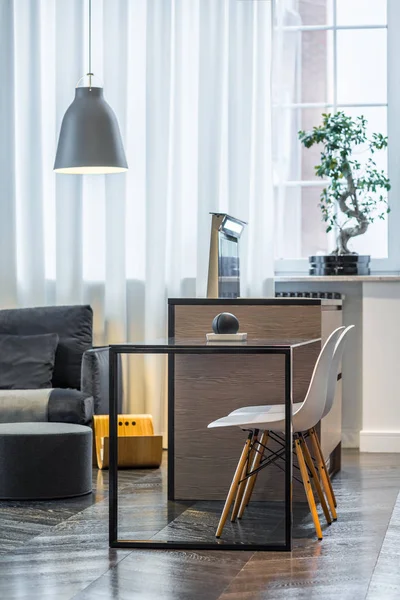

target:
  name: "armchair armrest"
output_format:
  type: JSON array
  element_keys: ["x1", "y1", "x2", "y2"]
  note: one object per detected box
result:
[
  {"x1": 48, "y1": 389, "x2": 94, "y2": 425},
  {"x1": 81, "y1": 347, "x2": 122, "y2": 415},
  {"x1": 0, "y1": 389, "x2": 93, "y2": 426}
]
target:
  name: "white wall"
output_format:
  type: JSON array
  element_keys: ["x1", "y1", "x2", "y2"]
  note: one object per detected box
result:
[
  {"x1": 360, "y1": 282, "x2": 400, "y2": 452},
  {"x1": 276, "y1": 280, "x2": 363, "y2": 448},
  {"x1": 277, "y1": 278, "x2": 400, "y2": 452}
]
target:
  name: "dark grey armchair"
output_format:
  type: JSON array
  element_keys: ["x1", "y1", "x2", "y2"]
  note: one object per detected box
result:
[{"x1": 0, "y1": 305, "x2": 119, "y2": 425}]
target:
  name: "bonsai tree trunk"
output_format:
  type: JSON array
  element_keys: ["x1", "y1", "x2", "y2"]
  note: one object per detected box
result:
[
  {"x1": 332, "y1": 169, "x2": 369, "y2": 255},
  {"x1": 335, "y1": 220, "x2": 369, "y2": 255}
]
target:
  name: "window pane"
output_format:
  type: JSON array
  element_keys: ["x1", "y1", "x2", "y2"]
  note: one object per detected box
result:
[
  {"x1": 273, "y1": 2, "x2": 389, "y2": 262},
  {"x1": 336, "y1": 0, "x2": 387, "y2": 26},
  {"x1": 274, "y1": 186, "x2": 302, "y2": 259},
  {"x1": 301, "y1": 30, "x2": 334, "y2": 103},
  {"x1": 300, "y1": 108, "x2": 331, "y2": 181},
  {"x1": 273, "y1": 108, "x2": 333, "y2": 184},
  {"x1": 301, "y1": 186, "x2": 334, "y2": 257},
  {"x1": 336, "y1": 29, "x2": 387, "y2": 104},
  {"x1": 276, "y1": 183, "x2": 389, "y2": 259},
  {"x1": 343, "y1": 106, "x2": 387, "y2": 175},
  {"x1": 350, "y1": 206, "x2": 388, "y2": 258},
  {"x1": 299, "y1": 0, "x2": 333, "y2": 26},
  {"x1": 274, "y1": 184, "x2": 333, "y2": 259},
  {"x1": 272, "y1": 108, "x2": 302, "y2": 183}
]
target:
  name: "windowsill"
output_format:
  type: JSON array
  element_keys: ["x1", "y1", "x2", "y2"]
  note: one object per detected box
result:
[{"x1": 275, "y1": 274, "x2": 400, "y2": 282}]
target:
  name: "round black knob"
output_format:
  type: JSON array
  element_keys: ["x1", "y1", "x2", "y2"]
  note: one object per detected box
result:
[{"x1": 212, "y1": 312, "x2": 239, "y2": 334}]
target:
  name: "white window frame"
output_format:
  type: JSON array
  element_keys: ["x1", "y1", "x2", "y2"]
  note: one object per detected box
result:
[{"x1": 275, "y1": 0, "x2": 400, "y2": 275}]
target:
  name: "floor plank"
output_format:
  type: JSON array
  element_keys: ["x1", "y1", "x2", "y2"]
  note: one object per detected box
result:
[
  {"x1": 218, "y1": 451, "x2": 400, "y2": 600},
  {"x1": 366, "y1": 488, "x2": 400, "y2": 600},
  {"x1": 0, "y1": 450, "x2": 399, "y2": 599}
]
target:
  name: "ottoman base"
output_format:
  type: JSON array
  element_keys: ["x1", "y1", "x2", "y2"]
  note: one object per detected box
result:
[{"x1": 0, "y1": 422, "x2": 93, "y2": 500}]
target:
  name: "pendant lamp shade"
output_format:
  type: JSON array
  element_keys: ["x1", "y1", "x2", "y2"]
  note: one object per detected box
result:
[{"x1": 54, "y1": 86, "x2": 128, "y2": 174}]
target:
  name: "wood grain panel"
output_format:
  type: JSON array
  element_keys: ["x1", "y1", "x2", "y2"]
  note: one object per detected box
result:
[
  {"x1": 173, "y1": 346, "x2": 319, "y2": 501},
  {"x1": 174, "y1": 354, "x2": 283, "y2": 501},
  {"x1": 170, "y1": 302, "x2": 341, "y2": 501},
  {"x1": 174, "y1": 304, "x2": 321, "y2": 340},
  {"x1": 292, "y1": 343, "x2": 321, "y2": 404}
]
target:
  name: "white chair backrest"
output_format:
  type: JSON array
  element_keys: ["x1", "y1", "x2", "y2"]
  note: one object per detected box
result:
[
  {"x1": 293, "y1": 326, "x2": 344, "y2": 432},
  {"x1": 322, "y1": 325, "x2": 354, "y2": 419}
]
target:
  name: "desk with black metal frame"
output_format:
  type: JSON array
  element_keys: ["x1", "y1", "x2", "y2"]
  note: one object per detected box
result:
[{"x1": 108, "y1": 337, "x2": 319, "y2": 551}]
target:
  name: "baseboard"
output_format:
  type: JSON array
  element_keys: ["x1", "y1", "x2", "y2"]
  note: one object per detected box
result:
[
  {"x1": 342, "y1": 428, "x2": 360, "y2": 449},
  {"x1": 360, "y1": 430, "x2": 400, "y2": 453}
]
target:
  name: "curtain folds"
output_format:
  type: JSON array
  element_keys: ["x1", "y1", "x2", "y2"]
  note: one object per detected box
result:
[
  {"x1": 272, "y1": 0, "x2": 302, "y2": 259},
  {"x1": 0, "y1": 0, "x2": 274, "y2": 438}
]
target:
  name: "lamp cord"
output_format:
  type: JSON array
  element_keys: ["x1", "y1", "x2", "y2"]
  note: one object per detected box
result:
[{"x1": 88, "y1": 0, "x2": 92, "y2": 85}]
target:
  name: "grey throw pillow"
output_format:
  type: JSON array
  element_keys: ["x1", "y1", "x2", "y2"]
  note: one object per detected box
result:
[{"x1": 0, "y1": 334, "x2": 59, "y2": 389}]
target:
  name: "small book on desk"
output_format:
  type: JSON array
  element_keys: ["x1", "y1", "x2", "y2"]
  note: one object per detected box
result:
[{"x1": 206, "y1": 332, "x2": 248, "y2": 342}]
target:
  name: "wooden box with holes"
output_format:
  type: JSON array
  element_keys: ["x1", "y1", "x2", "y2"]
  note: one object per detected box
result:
[{"x1": 93, "y1": 414, "x2": 163, "y2": 469}]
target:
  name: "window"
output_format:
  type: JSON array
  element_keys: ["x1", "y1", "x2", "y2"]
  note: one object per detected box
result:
[{"x1": 273, "y1": 0, "x2": 398, "y2": 272}]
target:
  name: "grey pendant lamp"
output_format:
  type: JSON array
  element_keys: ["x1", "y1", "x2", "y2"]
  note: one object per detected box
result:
[{"x1": 54, "y1": 0, "x2": 128, "y2": 175}]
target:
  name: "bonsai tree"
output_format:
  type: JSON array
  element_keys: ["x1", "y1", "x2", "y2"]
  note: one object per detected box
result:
[{"x1": 298, "y1": 112, "x2": 390, "y2": 255}]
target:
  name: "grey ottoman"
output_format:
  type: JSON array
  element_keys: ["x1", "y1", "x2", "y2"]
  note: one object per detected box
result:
[{"x1": 0, "y1": 422, "x2": 92, "y2": 500}]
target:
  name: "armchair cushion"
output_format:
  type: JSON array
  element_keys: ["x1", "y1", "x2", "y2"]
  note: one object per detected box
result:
[
  {"x1": 0, "y1": 333, "x2": 59, "y2": 389},
  {"x1": 0, "y1": 390, "x2": 50, "y2": 423},
  {"x1": 0, "y1": 389, "x2": 93, "y2": 425}
]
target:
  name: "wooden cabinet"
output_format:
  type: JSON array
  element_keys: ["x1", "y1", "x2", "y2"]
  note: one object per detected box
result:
[{"x1": 168, "y1": 298, "x2": 342, "y2": 501}]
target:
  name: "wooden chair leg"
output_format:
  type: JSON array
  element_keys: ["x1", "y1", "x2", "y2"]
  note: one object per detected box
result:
[
  {"x1": 216, "y1": 433, "x2": 253, "y2": 538},
  {"x1": 237, "y1": 431, "x2": 269, "y2": 519},
  {"x1": 309, "y1": 428, "x2": 337, "y2": 521},
  {"x1": 299, "y1": 434, "x2": 332, "y2": 525},
  {"x1": 310, "y1": 427, "x2": 338, "y2": 508},
  {"x1": 231, "y1": 463, "x2": 248, "y2": 522},
  {"x1": 295, "y1": 438, "x2": 323, "y2": 540},
  {"x1": 231, "y1": 434, "x2": 258, "y2": 522}
]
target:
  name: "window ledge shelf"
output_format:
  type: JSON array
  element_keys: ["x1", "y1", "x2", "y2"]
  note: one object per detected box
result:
[{"x1": 275, "y1": 275, "x2": 400, "y2": 283}]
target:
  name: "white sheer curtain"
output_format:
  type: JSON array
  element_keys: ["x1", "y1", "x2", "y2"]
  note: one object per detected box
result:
[
  {"x1": 272, "y1": 0, "x2": 302, "y2": 259},
  {"x1": 0, "y1": 0, "x2": 274, "y2": 438}
]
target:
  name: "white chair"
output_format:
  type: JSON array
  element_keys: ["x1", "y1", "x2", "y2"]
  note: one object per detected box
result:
[
  {"x1": 226, "y1": 325, "x2": 354, "y2": 521},
  {"x1": 208, "y1": 326, "x2": 351, "y2": 540},
  {"x1": 310, "y1": 324, "x2": 354, "y2": 511}
]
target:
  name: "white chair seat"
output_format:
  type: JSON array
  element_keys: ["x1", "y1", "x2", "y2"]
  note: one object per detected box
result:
[
  {"x1": 208, "y1": 411, "x2": 287, "y2": 432},
  {"x1": 208, "y1": 402, "x2": 303, "y2": 432},
  {"x1": 229, "y1": 402, "x2": 303, "y2": 417}
]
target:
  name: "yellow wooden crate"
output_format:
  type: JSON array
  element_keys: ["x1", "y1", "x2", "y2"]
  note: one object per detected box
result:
[{"x1": 93, "y1": 414, "x2": 162, "y2": 470}]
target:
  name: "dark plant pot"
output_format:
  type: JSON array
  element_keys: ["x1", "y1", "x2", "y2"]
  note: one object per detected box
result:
[{"x1": 309, "y1": 254, "x2": 370, "y2": 276}]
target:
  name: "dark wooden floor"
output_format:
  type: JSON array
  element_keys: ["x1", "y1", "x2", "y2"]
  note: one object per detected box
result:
[{"x1": 0, "y1": 450, "x2": 399, "y2": 599}]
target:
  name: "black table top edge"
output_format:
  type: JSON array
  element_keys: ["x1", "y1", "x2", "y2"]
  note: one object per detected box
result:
[
  {"x1": 168, "y1": 298, "x2": 326, "y2": 306},
  {"x1": 109, "y1": 338, "x2": 321, "y2": 352}
]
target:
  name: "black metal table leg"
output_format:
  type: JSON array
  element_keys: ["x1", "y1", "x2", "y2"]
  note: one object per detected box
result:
[
  {"x1": 109, "y1": 347, "x2": 119, "y2": 547},
  {"x1": 284, "y1": 349, "x2": 293, "y2": 551}
]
